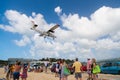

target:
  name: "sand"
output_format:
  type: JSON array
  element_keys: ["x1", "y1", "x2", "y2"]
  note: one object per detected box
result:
[{"x1": 0, "y1": 68, "x2": 120, "y2": 80}]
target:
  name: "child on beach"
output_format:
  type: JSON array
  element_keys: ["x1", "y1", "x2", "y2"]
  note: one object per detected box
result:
[{"x1": 21, "y1": 63, "x2": 30, "y2": 80}]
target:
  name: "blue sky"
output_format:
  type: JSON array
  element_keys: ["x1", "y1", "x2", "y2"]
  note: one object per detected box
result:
[{"x1": 0, "y1": 0, "x2": 120, "y2": 61}]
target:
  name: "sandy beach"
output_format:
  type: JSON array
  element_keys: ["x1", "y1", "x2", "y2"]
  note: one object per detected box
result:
[{"x1": 0, "y1": 68, "x2": 120, "y2": 80}]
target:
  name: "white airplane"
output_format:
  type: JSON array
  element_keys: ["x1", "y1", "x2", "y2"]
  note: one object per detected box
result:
[{"x1": 31, "y1": 21, "x2": 60, "y2": 39}]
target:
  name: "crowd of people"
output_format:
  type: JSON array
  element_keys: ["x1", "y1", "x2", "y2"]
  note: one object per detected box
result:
[
  {"x1": 4, "y1": 61, "x2": 30, "y2": 80},
  {"x1": 3, "y1": 58, "x2": 100, "y2": 80},
  {"x1": 51, "y1": 58, "x2": 101, "y2": 80},
  {"x1": 86, "y1": 58, "x2": 101, "y2": 80},
  {"x1": 4, "y1": 61, "x2": 47, "y2": 80}
]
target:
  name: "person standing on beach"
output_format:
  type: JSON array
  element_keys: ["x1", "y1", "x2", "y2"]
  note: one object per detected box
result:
[
  {"x1": 58, "y1": 59, "x2": 62, "y2": 80},
  {"x1": 60, "y1": 59, "x2": 69, "y2": 80},
  {"x1": 10, "y1": 64, "x2": 15, "y2": 79},
  {"x1": 72, "y1": 58, "x2": 82, "y2": 80},
  {"x1": 91, "y1": 58, "x2": 100, "y2": 80},
  {"x1": 21, "y1": 63, "x2": 30, "y2": 80},
  {"x1": 44, "y1": 61, "x2": 48, "y2": 73},
  {"x1": 87, "y1": 58, "x2": 92, "y2": 79},
  {"x1": 6, "y1": 64, "x2": 11, "y2": 80},
  {"x1": 4, "y1": 65, "x2": 8, "y2": 74},
  {"x1": 13, "y1": 61, "x2": 21, "y2": 80},
  {"x1": 55, "y1": 61, "x2": 60, "y2": 77}
]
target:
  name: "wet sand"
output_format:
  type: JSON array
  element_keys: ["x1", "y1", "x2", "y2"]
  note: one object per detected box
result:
[{"x1": 0, "y1": 68, "x2": 120, "y2": 80}]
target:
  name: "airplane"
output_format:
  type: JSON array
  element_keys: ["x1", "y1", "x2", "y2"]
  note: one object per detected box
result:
[{"x1": 31, "y1": 21, "x2": 60, "y2": 39}]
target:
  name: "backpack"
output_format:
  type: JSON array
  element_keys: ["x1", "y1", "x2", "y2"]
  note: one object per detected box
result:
[{"x1": 93, "y1": 65, "x2": 101, "y2": 74}]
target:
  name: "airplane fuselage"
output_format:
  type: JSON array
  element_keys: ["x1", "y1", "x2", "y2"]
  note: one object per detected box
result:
[
  {"x1": 41, "y1": 32, "x2": 56, "y2": 39},
  {"x1": 31, "y1": 22, "x2": 59, "y2": 40}
]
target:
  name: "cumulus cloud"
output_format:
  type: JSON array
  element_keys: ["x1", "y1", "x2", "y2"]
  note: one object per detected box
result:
[
  {"x1": 0, "y1": 6, "x2": 120, "y2": 61},
  {"x1": 58, "y1": 6, "x2": 120, "y2": 60},
  {"x1": 60, "y1": 6, "x2": 120, "y2": 40},
  {"x1": 14, "y1": 35, "x2": 31, "y2": 46},
  {"x1": 4, "y1": 10, "x2": 31, "y2": 34},
  {"x1": 54, "y1": 6, "x2": 62, "y2": 15}
]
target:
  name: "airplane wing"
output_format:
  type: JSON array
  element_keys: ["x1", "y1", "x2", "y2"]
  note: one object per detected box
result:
[{"x1": 47, "y1": 24, "x2": 60, "y2": 33}]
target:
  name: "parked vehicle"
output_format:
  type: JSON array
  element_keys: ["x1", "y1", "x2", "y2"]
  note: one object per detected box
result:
[
  {"x1": 100, "y1": 62, "x2": 120, "y2": 74},
  {"x1": 29, "y1": 64, "x2": 43, "y2": 72}
]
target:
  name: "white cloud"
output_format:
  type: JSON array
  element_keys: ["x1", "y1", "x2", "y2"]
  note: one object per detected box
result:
[
  {"x1": 0, "y1": 6, "x2": 120, "y2": 61},
  {"x1": 0, "y1": 10, "x2": 33, "y2": 36},
  {"x1": 96, "y1": 39, "x2": 120, "y2": 50},
  {"x1": 57, "y1": 6, "x2": 120, "y2": 60},
  {"x1": 54, "y1": 6, "x2": 62, "y2": 15},
  {"x1": 111, "y1": 31, "x2": 120, "y2": 41},
  {"x1": 60, "y1": 6, "x2": 120, "y2": 40},
  {"x1": 91, "y1": 6, "x2": 120, "y2": 36},
  {"x1": 14, "y1": 35, "x2": 31, "y2": 46}
]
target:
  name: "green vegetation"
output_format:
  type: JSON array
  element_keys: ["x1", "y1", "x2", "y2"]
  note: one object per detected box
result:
[
  {"x1": 39, "y1": 58, "x2": 74, "y2": 64},
  {"x1": 0, "y1": 60, "x2": 8, "y2": 67}
]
